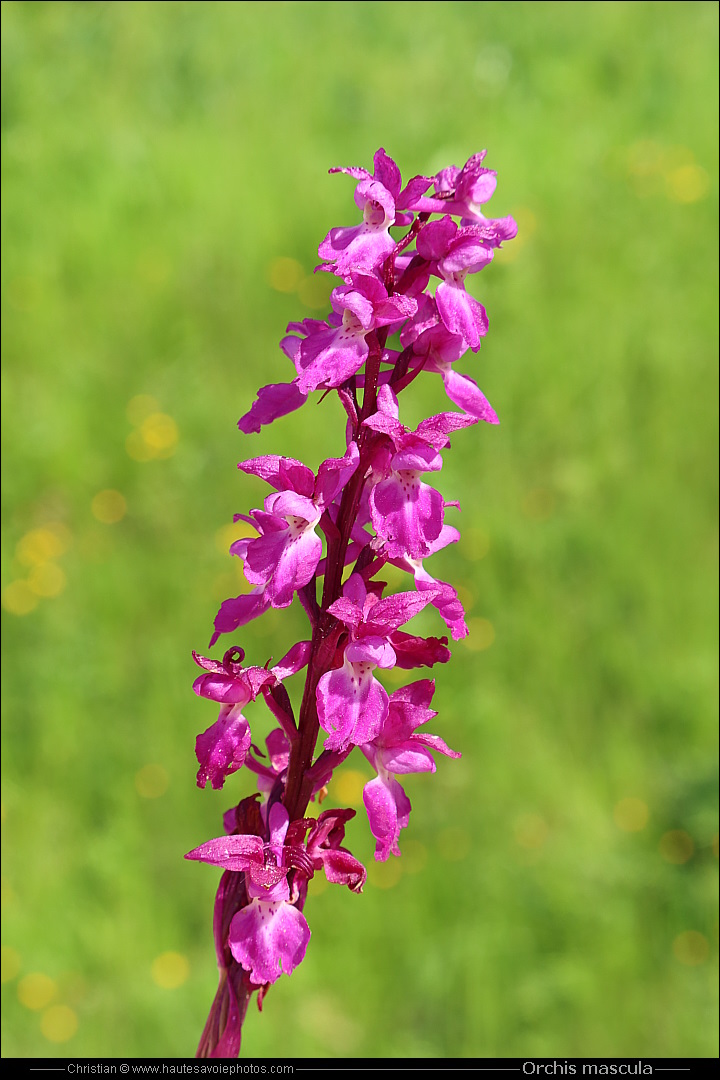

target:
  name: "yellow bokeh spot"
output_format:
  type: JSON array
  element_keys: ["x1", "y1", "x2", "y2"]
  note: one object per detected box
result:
[
  {"x1": 381, "y1": 666, "x2": 407, "y2": 683},
  {"x1": 500, "y1": 210, "x2": 535, "y2": 264},
  {"x1": 41, "y1": 1004, "x2": 78, "y2": 1043},
  {"x1": 142, "y1": 413, "x2": 179, "y2": 453},
  {"x1": 331, "y1": 769, "x2": 366, "y2": 808},
  {"x1": 298, "y1": 275, "x2": 331, "y2": 311},
  {"x1": 401, "y1": 839, "x2": 428, "y2": 875},
  {"x1": 151, "y1": 952, "x2": 190, "y2": 989},
  {"x1": 215, "y1": 521, "x2": 258, "y2": 555},
  {"x1": 465, "y1": 617, "x2": 495, "y2": 652},
  {"x1": 464, "y1": 526, "x2": 490, "y2": 560},
  {"x1": 212, "y1": 572, "x2": 252, "y2": 601},
  {"x1": 18, "y1": 972, "x2": 57, "y2": 1010},
  {"x1": 16, "y1": 525, "x2": 71, "y2": 566},
  {"x1": 1, "y1": 947, "x2": 21, "y2": 983},
  {"x1": 514, "y1": 813, "x2": 550, "y2": 850},
  {"x1": 438, "y1": 827, "x2": 471, "y2": 862},
  {"x1": 127, "y1": 412, "x2": 179, "y2": 461},
  {"x1": 368, "y1": 858, "x2": 402, "y2": 890},
  {"x1": 613, "y1": 797, "x2": 649, "y2": 832},
  {"x1": 28, "y1": 562, "x2": 66, "y2": 598},
  {"x1": 659, "y1": 829, "x2": 694, "y2": 865},
  {"x1": 126, "y1": 429, "x2": 156, "y2": 462},
  {"x1": 135, "y1": 764, "x2": 169, "y2": 799},
  {"x1": 673, "y1": 931, "x2": 709, "y2": 967},
  {"x1": 126, "y1": 394, "x2": 160, "y2": 426},
  {"x1": 91, "y1": 489, "x2": 127, "y2": 525},
  {"x1": 516, "y1": 207, "x2": 537, "y2": 235},
  {"x1": 455, "y1": 584, "x2": 475, "y2": 612},
  {"x1": 666, "y1": 164, "x2": 710, "y2": 204},
  {"x1": 2, "y1": 580, "x2": 38, "y2": 615},
  {"x1": 267, "y1": 256, "x2": 304, "y2": 293}
]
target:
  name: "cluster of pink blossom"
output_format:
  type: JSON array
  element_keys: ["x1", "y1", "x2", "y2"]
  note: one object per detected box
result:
[{"x1": 187, "y1": 149, "x2": 516, "y2": 1057}]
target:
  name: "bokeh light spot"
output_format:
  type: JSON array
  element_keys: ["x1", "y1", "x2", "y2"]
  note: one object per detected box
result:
[
  {"x1": 666, "y1": 164, "x2": 710, "y2": 203},
  {"x1": 332, "y1": 769, "x2": 366, "y2": 808},
  {"x1": 91, "y1": 490, "x2": 127, "y2": 525},
  {"x1": 141, "y1": 413, "x2": 179, "y2": 458},
  {"x1": 1, "y1": 947, "x2": 21, "y2": 983},
  {"x1": 212, "y1": 571, "x2": 252, "y2": 600},
  {"x1": 151, "y1": 952, "x2": 189, "y2": 989},
  {"x1": 135, "y1": 764, "x2": 169, "y2": 799},
  {"x1": 2, "y1": 581, "x2": 38, "y2": 615},
  {"x1": 267, "y1": 256, "x2": 304, "y2": 293},
  {"x1": 126, "y1": 412, "x2": 179, "y2": 461},
  {"x1": 672, "y1": 931, "x2": 709, "y2": 966},
  {"x1": 41, "y1": 1004, "x2": 78, "y2": 1043},
  {"x1": 368, "y1": 858, "x2": 402, "y2": 889},
  {"x1": 18, "y1": 972, "x2": 57, "y2": 1010},
  {"x1": 515, "y1": 207, "x2": 537, "y2": 235},
  {"x1": 465, "y1": 617, "x2": 495, "y2": 651},
  {"x1": 126, "y1": 394, "x2": 160, "y2": 426},
  {"x1": 455, "y1": 583, "x2": 475, "y2": 611},
  {"x1": 381, "y1": 664, "x2": 407, "y2": 683},
  {"x1": 28, "y1": 562, "x2": 66, "y2": 598},
  {"x1": 298, "y1": 276, "x2": 331, "y2": 310},
  {"x1": 215, "y1": 521, "x2": 258, "y2": 555},
  {"x1": 613, "y1": 797, "x2": 649, "y2": 832},
  {"x1": 659, "y1": 829, "x2": 694, "y2": 865},
  {"x1": 126, "y1": 429, "x2": 155, "y2": 462},
  {"x1": 514, "y1": 813, "x2": 550, "y2": 850},
  {"x1": 16, "y1": 525, "x2": 70, "y2": 566}
]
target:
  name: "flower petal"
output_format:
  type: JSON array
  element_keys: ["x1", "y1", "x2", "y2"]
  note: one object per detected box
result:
[
  {"x1": 229, "y1": 900, "x2": 310, "y2": 985},
  {"x1": 195, "y1": 704, "x2": 253, "y2": 789}
]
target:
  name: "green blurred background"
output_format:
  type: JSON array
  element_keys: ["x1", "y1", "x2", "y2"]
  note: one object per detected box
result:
[{"x1": 1, "y1": 0, "x2": 717, "y2": 1060}]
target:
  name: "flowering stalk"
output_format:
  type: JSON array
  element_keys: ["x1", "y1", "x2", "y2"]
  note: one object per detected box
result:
[{"x1": 187, "y1": 149, "x2": 516, "y2": 1057}]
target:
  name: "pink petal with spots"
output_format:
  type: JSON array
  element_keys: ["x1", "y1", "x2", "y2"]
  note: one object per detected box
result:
[
  {"x1": 370, "y1": 475, "x2": 445, "y2": 559},
  {"x1": 229, "y1": 899, "x2": 310, "y2": 985},
  {"x1": 317, "y1": 660, "x2": 389, "y2": 752},
  {"x1": 268, "y1": 527, "x2": 322, "y2": 607}
]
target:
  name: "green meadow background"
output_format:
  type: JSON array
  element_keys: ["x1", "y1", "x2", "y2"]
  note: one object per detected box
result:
[{"x1": 1, "y1": 0, "x2": 717, "y2": 1060}]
